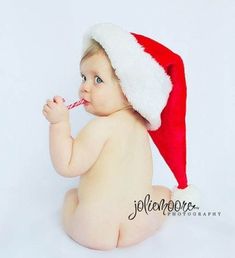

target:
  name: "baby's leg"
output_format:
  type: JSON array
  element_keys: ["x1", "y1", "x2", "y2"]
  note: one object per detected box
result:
[
  {"x1": 61, "y1": 188, "x2": 79, "y2": 236},
  {"x1": 151, "y1": 185, "x2": 172, "y2": 228}
]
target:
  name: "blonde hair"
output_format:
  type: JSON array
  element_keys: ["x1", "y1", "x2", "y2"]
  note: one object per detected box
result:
[
  {"x1": 80, "y1": 39, "x2": 119, "y2": 81},
  {"x1": 80, "y1": 39, "x2": 149, "y2": 127}
]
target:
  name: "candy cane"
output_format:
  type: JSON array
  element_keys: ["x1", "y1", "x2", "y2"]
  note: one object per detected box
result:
[
  {"x1": 64, "y1": 98, "x2": 85, "y2": 110},
  {"x1": 52, "y1": 97, "x2": 86, "y2": 110}
]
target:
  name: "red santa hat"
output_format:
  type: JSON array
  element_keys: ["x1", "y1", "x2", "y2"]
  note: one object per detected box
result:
[{"x1": 81, "y1": 23, "x2": 200, "y2": 204}]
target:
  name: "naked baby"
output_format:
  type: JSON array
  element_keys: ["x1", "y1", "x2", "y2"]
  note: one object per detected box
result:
[{"x1": 42, "y1": 23, "x2": 198, "y2": 251}]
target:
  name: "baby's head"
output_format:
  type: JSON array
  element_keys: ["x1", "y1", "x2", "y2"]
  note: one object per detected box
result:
[{"x1": 79, "y1": 39, "x2": 148, "y2": 125}]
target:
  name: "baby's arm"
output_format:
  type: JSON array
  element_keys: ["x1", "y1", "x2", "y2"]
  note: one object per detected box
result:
[
  {"x1": 66, "y1": 116, "x2": 111, "y2": 177},
  {"x1": 50, "y1": 116, "x2": 110, "y2": 178},
  {"x1": 49, "y1": 121, "x2": 74, "y2": 176}
]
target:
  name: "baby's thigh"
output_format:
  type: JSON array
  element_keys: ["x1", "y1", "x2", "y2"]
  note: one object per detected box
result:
[
  {"x1": 152, "y1": 185, "x2": 172, "y2": 201},
  {"x1": 118, "y1": 186, "x2": 172, "y2": 248},
  {"x1": 151, "y1": 185, "x2": 172, "y2": 225}
]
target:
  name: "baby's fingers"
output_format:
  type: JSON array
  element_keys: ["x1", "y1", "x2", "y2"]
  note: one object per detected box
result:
[
  {"x1": 53, "y1": 95, "x2": 64, "y2": 104},
  {"x1": 46, "y1": 99, "x2": 56, "y2": 108},
  {"x1": 43, "y1": 104, "x2": 50, "y2": 112},
  {"x1": 42, "y1": 109, "x2": 47, "y2": 117}
]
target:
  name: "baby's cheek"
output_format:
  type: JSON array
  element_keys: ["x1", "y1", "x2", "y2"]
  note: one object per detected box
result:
[{"x1": 94, "y1": 93, "x2": 107, "y2": 106}]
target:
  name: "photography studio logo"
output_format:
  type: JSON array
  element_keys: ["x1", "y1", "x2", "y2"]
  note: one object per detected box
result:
[{"x1": 128, "y1": 193, "x2": 221, "y2": 220}]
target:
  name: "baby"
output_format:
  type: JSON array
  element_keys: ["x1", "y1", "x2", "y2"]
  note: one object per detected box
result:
[{"x1": 42, "y1": 39, "x2": 171, "y2": 250}]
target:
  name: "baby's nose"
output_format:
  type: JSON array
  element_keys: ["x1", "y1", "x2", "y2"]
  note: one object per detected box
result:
[
  {"x1": 82, "y1": 82, "x2": 92, "y2": 92},
  {"x1": 79, "y1": 85, "x2": 89, "y2": 96}
]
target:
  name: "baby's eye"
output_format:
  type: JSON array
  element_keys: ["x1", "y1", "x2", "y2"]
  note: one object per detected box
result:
[
  {"x1": 95, "y1": 76, "x2": 103, "y2": 84},
  {"x1": 81, "y1": 74, "x2": 86, "y2": 82}
]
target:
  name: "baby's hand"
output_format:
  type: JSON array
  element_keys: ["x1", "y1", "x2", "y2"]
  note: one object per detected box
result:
[{"x1": 42, "y1": 96, "x2": 69, "y2": 124}]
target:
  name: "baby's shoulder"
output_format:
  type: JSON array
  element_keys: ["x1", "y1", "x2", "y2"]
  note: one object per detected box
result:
[
  {"x1": 75, "y1": 116, "x2": 113, "y2": 145},
  {"x1": 85, "y1": 116, "x2": 113, "y2": 131},
  {"x1": 86, "y1": 114, "x2": 140, "y2": 138}
]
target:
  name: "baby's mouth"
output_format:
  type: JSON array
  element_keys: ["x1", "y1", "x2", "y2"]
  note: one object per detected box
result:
[{"x1": 83, "y1": 99, "x2": 90, "y2": 105}]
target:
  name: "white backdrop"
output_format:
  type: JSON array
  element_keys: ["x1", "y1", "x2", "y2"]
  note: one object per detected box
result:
[{"x1": 0, "y1": 0, "x2": 235, "y2": 257}]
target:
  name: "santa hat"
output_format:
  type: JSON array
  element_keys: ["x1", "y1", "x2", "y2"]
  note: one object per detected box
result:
[{"x1": 81, "y1": 23, "x2": 200, "y2": 205}]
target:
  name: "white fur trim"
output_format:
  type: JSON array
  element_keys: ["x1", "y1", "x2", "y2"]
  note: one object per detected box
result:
[
  {"x1": 171, "y1": 184, "x2": 201, "y2": 207},
  {"x1": 81, "y1": 23, "x2": 173, "y2": 130}
]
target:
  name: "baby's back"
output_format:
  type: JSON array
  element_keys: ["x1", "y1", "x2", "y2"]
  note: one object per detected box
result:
[
  {"x1": 75, "y1": 111, "x2": 163, "y2": 248},
  {"x1": 78, "y1": 110, "x2": 153, "y2": 209}
]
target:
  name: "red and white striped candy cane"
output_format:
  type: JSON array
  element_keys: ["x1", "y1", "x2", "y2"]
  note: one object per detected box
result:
[{"x1": 62, "y1": 98, "x2": 85, "y2": 110}]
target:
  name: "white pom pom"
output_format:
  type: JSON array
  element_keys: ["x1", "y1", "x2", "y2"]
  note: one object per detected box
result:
[{"x1": 171, "y1": 184, "x2": 201, "y2": 207}]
